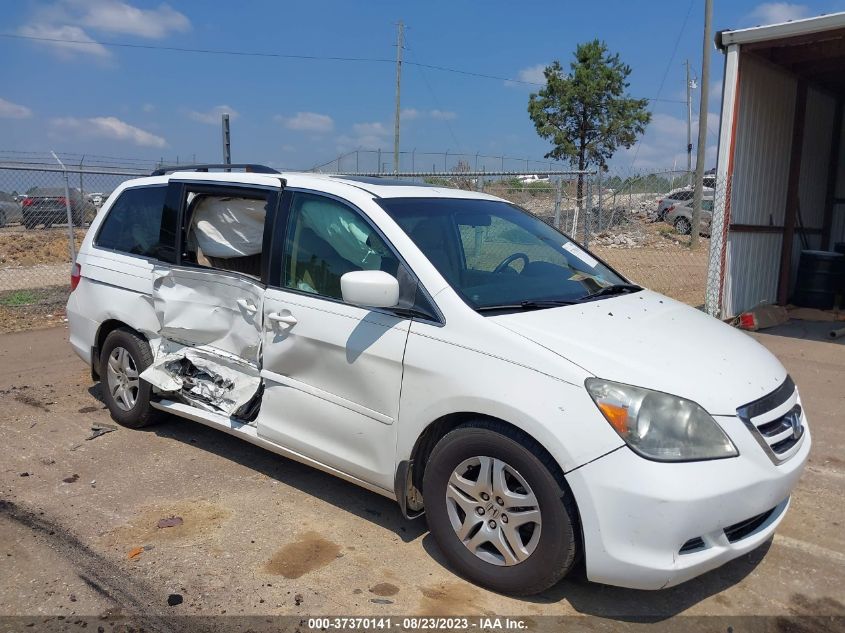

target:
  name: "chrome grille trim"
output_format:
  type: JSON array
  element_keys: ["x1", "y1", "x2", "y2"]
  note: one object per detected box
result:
[{"x1": 737, "y1": 376, "x2": 805, "y2": 465}]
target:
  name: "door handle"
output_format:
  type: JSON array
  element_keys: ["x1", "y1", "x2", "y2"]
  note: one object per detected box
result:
[
  {"x1": 236, "y1": 298, "x2": 258, "y2": 314},
  {"x1": 268, "y1": 311, "x2": 298, "y2": 328}
]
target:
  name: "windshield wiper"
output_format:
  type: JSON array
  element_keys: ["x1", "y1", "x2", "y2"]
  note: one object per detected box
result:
[
  {"x1": 476, "y1": 299, "x2": 577, "y2": 313},
  {"x1": 578, "y1": 283, "x2": 643, "y2": 302}
]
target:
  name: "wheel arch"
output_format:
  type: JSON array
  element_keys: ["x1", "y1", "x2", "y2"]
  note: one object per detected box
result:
[
  {"x1": 406, "y1": 412, "x2": 584, "y2": 563},
  {"x1": 407, "y1": 412, "x2": 576, "y2": 507},
  {"x1": 92, "y1": 319, "x2": 148, "y2": 378}
]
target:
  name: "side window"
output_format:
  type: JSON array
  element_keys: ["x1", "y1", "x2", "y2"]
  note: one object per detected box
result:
[
  {"x1": 95, "y1": 185, "x2": 171, "y2": 259},
  {"x1": 182, "y1": 187, "x2": 273, "y2": 279},
  {"x1": 283, "y1": 192, "x2": 398, "y2": 300}
]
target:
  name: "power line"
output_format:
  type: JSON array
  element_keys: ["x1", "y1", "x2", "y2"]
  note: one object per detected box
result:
[
  {"x1": 1, "y1": 31, "x2": 688, "y2": 104},
  {"x1": 629, "y1": 0, "x2": 696, "y2": 171}
]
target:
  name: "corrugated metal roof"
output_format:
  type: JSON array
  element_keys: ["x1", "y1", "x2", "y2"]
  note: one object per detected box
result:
[{"x1": 719, "y1": 11, "x2": 845, "y2": 47}]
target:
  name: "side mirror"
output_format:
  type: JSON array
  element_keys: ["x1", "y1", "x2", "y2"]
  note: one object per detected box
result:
[{"x1": 340, "y1": 270, "x2": 400, "y2": 308}]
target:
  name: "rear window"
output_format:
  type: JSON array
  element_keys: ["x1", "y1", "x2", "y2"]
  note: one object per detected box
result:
[{"x1": 95, "y1": 185, "x2": 174, "y2": 260}]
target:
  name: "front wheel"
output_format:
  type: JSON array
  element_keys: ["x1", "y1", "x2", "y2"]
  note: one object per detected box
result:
[
  {"x1": 674, "y1": 217, "x2": 692, "y2": 235},
  {"x1": 423, "y1": 422, "x2": 579, "y2": 595}
]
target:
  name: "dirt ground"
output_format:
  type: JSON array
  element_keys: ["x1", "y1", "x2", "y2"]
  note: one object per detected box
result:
[{"x1": 0, "y1": 323, "x2": 843, "y2": 631}]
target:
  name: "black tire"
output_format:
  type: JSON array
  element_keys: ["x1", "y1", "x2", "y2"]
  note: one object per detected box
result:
[
  {"x1": 674, "y1": 217, "x2": 692, "y2": 235},
  {"x1": 23, "y1": 215, "x2": 36, "y2": 230},
  {"x1": 99, "y1": 327, "x2": 161, "y2": 429},
  {"x1": 0, "y1": 210, "x2": 6, "y2": 227},
  {"x1": 423, "y1": 421, "x2": 580, "y2": 595}
]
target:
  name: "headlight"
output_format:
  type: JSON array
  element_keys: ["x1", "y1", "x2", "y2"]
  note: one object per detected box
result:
[{"x1": 585, "y1": 378, "x2": 738, "y2": 461}]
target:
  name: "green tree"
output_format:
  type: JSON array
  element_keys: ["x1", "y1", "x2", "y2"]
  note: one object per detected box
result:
[{"x1": 528, "y1": 40, "x2": 651, "y2": 207}]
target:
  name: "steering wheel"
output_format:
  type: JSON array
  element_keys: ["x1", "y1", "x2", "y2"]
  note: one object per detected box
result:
[{"x1": 493, "y1": 252, "x2": 529, "y2": 274}]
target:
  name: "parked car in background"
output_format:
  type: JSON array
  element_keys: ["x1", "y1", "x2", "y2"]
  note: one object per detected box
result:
[
  {"x1": 517, "y1": 174, "x2": 550, "y2": 184},
  {"x1": 655, "y1": 185, "x2": 715, "y2": 221},
  {"x1": 67, "y1": 164, "x2": 809, "y2": 595},
  {"x1": 666, "y1": 197, "x2": 715, "y2": 235},
  {"x1": 22, "y1": 187, "x2": 96, "y2": 229},
  {"x1": 0, "y1": 191, "x2": 22, "y2": 227}
]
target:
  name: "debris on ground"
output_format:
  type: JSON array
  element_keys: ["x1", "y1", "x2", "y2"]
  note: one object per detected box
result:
[
  {"x1": 734, "y1": 303, "x2": 789, "y2": 331},
  {"x1": 370, "y1": 598, "x2": 394, "y2": 604},
  {"x1": 294, "y1": 593, "x2": 303, "y2": 606},
  {"x1": 157, "y1": 516, "x2": 184, "y2": 529},
  {"x1": 167, "y1": 593, "x2": 183, "y2": 607},
  {"x1": 62, "y1": 474, "x2": 79, "y2": 484},
  {"x1": 127, "y1": 546, "x2": 144, "y2": 559},
  {"x1": 85, "y1": 424, "x2": 117, "y2": 441},
  {"x1": 19, "y1": 472, "x2": 30, "y2": 477}
]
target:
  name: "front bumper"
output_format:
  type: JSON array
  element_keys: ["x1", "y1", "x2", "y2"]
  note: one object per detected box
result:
[{"x1": 566, "y1": 413, "x2": 811, "y2": 590}]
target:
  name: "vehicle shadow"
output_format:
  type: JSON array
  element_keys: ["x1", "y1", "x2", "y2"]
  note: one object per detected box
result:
[
  {"x1": 87, "y1": 385, "x2": 426, "y2": 544},
  {"x1": 421, "y1": 532, "x2": 770, "y2": 620}
]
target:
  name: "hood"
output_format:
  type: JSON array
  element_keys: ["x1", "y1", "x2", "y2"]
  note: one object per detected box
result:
[{"x1": 491, "y1": 290, "x2": 786, "y2": 415}]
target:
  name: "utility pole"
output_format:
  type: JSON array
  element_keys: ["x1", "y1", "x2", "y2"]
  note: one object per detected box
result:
[
  {"x1": 691, "y1": 0, "x2": 712, "y2": 249},
  {"x1": 393, "y1": 20, "x2": 405, "y2": 176},
  {"x1": 222, "y1": 113, "x2": 231, "y2": 168},
  {"x1": 685, "y1": 59, "x2": 694, "y2": 187}
]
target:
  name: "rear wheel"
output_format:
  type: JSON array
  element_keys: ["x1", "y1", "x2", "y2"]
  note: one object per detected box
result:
[
  {"x1": 422, "y1": 422, "x2": 579, "y2": 595},
  {"x1": 100, "y1": 328, "x2": 161, "y2": 428},
  {"x1": 674, "y1": 217, "x2": 692, "y2": 235}
]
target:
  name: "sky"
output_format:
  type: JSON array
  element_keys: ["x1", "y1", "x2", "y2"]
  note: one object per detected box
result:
[{"x1": 1, "y1": 0, "x2": 844, "y2": 174}]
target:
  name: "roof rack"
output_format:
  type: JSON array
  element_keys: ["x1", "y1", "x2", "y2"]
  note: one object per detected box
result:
[{"x1": 150, "y1": 163, "x2": 280, "y2": 176}]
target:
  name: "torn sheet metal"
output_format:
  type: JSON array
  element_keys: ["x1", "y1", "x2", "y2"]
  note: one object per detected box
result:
[
  {"x1": 141, "y1": 338, "x2": 260, "y2": 415},
  {"x1": 152, "y1": 266, "x2": 263, "y2": 364}
]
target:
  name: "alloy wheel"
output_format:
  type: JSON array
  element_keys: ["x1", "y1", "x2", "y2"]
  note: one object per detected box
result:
[
  {"x1": 445, "y1": 456, "x2": 542, "y2": 566},
  {"x1": 105, "y1": 346, "x2": 140, "y2": 411}
]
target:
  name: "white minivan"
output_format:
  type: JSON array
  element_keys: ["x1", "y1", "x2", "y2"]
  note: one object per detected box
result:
[{"x1": 67, "y1": 165, "x2": 810, "y2": 595}]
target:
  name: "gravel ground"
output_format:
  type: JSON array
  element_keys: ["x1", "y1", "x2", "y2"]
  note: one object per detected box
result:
[{"x1": 0, "y1": 324, "x2": 843, "y2": 632}]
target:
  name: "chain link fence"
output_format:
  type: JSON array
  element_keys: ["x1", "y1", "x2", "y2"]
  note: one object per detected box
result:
[
  {"x1": 0, "y1": 162, "x2": 145, "y2": 332},
  {"x1": 0, "y1": 157, "x2": 717, "y2": 333}
]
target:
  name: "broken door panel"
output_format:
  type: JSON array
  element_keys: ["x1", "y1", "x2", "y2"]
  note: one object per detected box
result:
[
  {"x1": 143, "y1": 265, "x2": 265, "y2": 415},
  {"x1": 152, "y1": 266, "x2": 264, "y2": 363},
  {"x1": 141, "y1": 339, "x2": 261, "y2": 415}
]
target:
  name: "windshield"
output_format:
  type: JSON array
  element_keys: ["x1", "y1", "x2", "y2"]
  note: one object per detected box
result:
[{"x1": 378, "y1": 197, "x2": 629, "y2": 311}]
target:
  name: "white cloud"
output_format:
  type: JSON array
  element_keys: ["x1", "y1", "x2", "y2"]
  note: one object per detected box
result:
[
  {"x1": 352, "y1": 122, "x2": 387, "y2": 136},
  {"x1": 277, "y1": 112, "x2": 334, "y2": 133},
  {"x1": 51, "y1": 116, "x2": 167, "y2": 147},
  {"x1": 74, "y1": 0, "x2": 190, "y2": 38},
  {"x1": 430, "y1": 109, "x2": 457, "y2": 120},
  {"x1": 18, "y1": 23, "x2": 111, "y2": 59},
  {"x1": 619, "y1": 111, "x2": 720, "y2": 172},
  {"x1": 32, "y1": 0, "x2": 189, "y2": 39},
  {"x1": 142, "y1": 103, "x2": 156, "y2": 113},
  {"x1": 401, "y1": 108, "x2": 457, "y2": 121},
  {"x1": 335, "y1": 121, "x2": 391, "y2": 150},
  {"x1": 506, "y1": 63, "x2": 547, "y2": 88},
  {"x1": 0, "y1": 97, "x2": 33, "y2": 119},
  {"x1": 747, "y1": 2, "x2": 810, "y2": 24},
  {"x1": 188, "y1": 105, "x2": 239, "y2": 125}
]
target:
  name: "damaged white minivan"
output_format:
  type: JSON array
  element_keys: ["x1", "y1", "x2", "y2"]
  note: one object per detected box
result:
[{"x1": 67, "y1": 165, "x2": 810, "y2": 594}]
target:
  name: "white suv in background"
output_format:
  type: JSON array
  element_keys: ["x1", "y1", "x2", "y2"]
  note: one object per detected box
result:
[{"x1": 67, "y1": 164, "x2": 810, "y2": 594}]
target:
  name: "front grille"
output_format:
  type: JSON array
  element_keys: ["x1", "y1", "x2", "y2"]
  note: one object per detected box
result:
[
  {"x1": 737, "y1": 376, "x2": 805, "y2": 464},
  {"x1": 724, "y1": 507, "x2": 775, "y2": 543}
]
